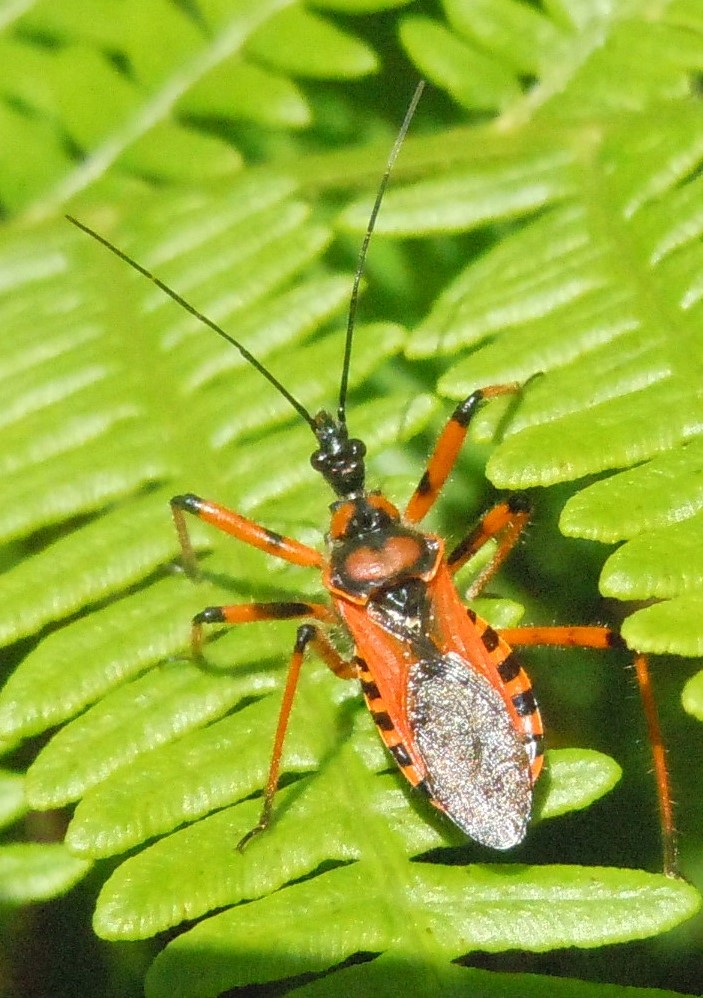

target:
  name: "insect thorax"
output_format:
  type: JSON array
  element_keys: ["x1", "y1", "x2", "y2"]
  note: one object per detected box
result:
[{"x1": 326, "y1": 497, "x2": 442, "y2": 602}]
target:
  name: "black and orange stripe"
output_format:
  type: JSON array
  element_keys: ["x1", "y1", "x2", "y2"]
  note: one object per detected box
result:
[
  {"x1": 404, "y1": 385, "x2": 520, "y2": 526},
  {"x1": 356, "y1": 655, "x2": 428, "y2": 790},
  {"x1": 465, "y1": 607, "x2": 544, "y2": 781}
]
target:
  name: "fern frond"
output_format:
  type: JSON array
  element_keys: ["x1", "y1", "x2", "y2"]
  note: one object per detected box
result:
[{"x1": 1, "y1": 1, "x2": 702, "y2": 995}]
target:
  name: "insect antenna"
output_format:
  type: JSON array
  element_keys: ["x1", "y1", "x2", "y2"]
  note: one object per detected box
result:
[
  {"x1": 65, "y1": 213, "x2": 317, "y2": 431},
  {"x1": 337, "y1": 78, "x2": 425, "y2": 426}
]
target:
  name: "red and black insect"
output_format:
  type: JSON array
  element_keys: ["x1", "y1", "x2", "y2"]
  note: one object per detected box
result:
[{"x1": 67, "y1": 83, "x2": 676, "y2": 872}]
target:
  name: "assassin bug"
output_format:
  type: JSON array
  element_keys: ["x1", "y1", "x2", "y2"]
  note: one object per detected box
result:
[{"x1": 67, "y1": 82, "x2": 677, "y2": 873}]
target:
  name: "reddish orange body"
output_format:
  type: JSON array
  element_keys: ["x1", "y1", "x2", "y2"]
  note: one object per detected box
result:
[{"x1": 171, "y1": 394, "x2": 549, "y2": 851}]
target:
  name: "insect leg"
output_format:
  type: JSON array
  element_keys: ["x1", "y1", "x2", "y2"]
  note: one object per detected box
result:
[
  {"x1": 448, "y1": 493, "x2": 531, "y2": 597},
  {"x1": 235, "y1": 621, "x2": 356, "y2": 851},
  {"x1": 501, "y1": 624, "x2": 677, "y2": 878},
  {"x1": 404, "y1": 383, "x2": 520, "y2": 524},
  {"x1": 189, "y1": 600, "x2": 336, "y2": 658},
  {"x1": 171, "y1": 493, "x2": 325, "y2": 579},
  {"x1": 189, "y1": 600, "x2": 354, "y2": 847}
]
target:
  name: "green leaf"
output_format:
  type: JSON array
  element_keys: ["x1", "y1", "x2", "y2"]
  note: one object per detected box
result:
[
  {"x1": 246, "y1": 5, "x2": 378, "y2": 78},
  {"x1": 621, "y1": 596, "x2": 703, "y2": 658},
  {"x1": 3, "y1": 0, "x2": 298, "y2": 212},
  {"x1": 534, "y1": 748, "x2": 622, "y2": 820},
  {"x1": 89, "y1": 744, "x2": 620, "y2": 942},
  {"x1": 340, "y1": 142, "x2": 577, "y2": 237},
  {"x1": 142, "y1": 863, "x2": 700, "y2": 997},
  {"x1": 0, "y1": 843, "x2": 92, "y2": 904},
  {"x1": 600, "y1": 513, "x2": 703, "y2": 601},
  {"x1": 682, "y1": 665, "x2": 703, "y2": 720},
  {"x1": 399, "y1": 16, "x2": 521, "y2": 112},
  {"x1": 392, "y1": 97, "x2": 703, "y2": 658},
  {"x1": 2, "y1": 1, "x2": 703, "y2": 994},
  {"x1": 560, "y1": 438, "x2": 703, "y2": 543},
  {"x1": 271, "y1": 957, "x2": 703, "y2": 998},
  {"x1": 0, "y1": 577, "x2": 204, "y2": 745},
  {"x1": 0, "y1": 492, "x2": 175, "y2": 647},
  {"x1": 442, "y1": 0, "x2": 567, "y2": 76},
  {"x1": 0, "y1": 770, "x2": 26, "y2": 829},
  {"x1": 182, "y1": 60, "x2": 312, "y2": 127}
]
